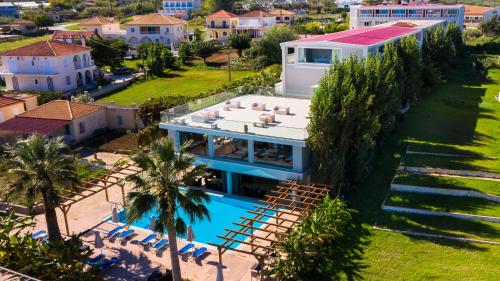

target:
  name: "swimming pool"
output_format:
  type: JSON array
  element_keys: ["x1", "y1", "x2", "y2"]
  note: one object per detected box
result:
[{"x1": 117, "y1": 193, "x2": 269, "y2": 248}]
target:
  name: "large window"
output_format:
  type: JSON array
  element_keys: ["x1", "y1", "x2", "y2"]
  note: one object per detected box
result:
[
  {"x1": 298, "y1": 48, "x2": 338, "y2": 64},
  {"x1": 140, "y1": 26, "x2": 160, "y2": 34},
  {"x1": 214, "y1": 136, "x2": 248, "y2": 162},
  {"x1": 180, "y1": 132, "x2": 208, "y2": 156},
  {"x1": 392, "y1": 9, "x2": 405, "y2": 16},
  {"x1": 254, "y1": 142, "x2": 293, "y2": 168}
]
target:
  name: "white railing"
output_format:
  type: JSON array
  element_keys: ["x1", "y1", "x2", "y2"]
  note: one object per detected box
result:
[{"x1": 0, "y1": 266, "x2": 41, "y2": 281}]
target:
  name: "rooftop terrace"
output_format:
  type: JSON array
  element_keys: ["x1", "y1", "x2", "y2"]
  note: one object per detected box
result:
[{"x1": 162, "y1": 94, "x2": 310, "y2": 141}]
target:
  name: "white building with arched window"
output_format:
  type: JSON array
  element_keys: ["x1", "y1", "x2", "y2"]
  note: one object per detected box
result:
[
  {"x1": 0, "y1": 40, "x2": 97, "y2": 93},
  {"x1": 125, "y1": 13, "x2": 187, "y2": 48}
]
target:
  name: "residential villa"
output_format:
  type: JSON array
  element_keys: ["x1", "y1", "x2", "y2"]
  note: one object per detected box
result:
[
  {"x1": 463, "y1": 5, "x2": 499, "y2": 25},
  {"x1": 159, "y1": 0, "x2": 202, "y2": 19},
  {"x1": 0, "y1": 100, "x2": 141, "y2": 144},
  {"x1": 2, "y1": 93, "x2": 38, "y2": 111},
  {"x1": 79, "y1": 16, "x2": 123, "y2": 38},
  {"x1": 51, "y1": 30, "x2": 100, "y2": 46},
  {"x1": 269, "y1": 9, "x2": 296, "y2": 24},
  {"x1": 125, "y1": 13, "x2": 187, "y2": 47},
  {"x1": 237, "y1": 11, "x2": 275, "y2": 38},
  {"x1": 160, "y1": 94, "x2": 311, "y2": 196},
  {"x1": 206, "y1": 10, "x2": 239, "y2": 41},
  {"x1": 280, "y1": 20, "x2": 443, "y2": 97},
  {"x1": 0, "y1": 96, "x2": 25, "y2": 124},
  {"x1": 349, "y1": 4, "x2": 464, "y2": 29},
  {"x1": 0, "y1": 40, "x2": 97, "y2": 93}
]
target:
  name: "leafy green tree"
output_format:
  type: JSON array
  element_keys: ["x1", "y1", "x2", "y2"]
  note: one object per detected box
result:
[
  {"x1": 203, "y1": 0, "x2": 234, "y2": 13},
  {"x1": 479, "y1": 15, "x2": 499, "y2": 36},
  {"x1": 192, "y1": 40, "x2": 216, "y2": 64},
  {"x1": 423, "y1": 26, "x2": 455, "y2": 67},
  {"x1": 33, "y1": 12, "x2": 54, "y2": 28},
  {"x1": 125, "y1": 138, "x2": 210, "y2": 281},
  {"x1": 398, "y1": 36, "x2": 423, "y2": 103},
  {"x1": 305, "y1": 22, "x2": 323, "y2": 34},
  {"x1": 144, "y1": 43, "x2": 175, "y2": 75},
  {"x1": 89, "y1": 38, "x2": 129, "y2": 68},
  {"x1": 229, "y1": 32, "x2": 251, "y2": 57},
  {"x1": 271, "y1": 197, "x2": 361, "y2": 280},
  {"x1": 2, "y1": 136, "x2": 78, "y2": 241},
  {"x1": 247, "y1": 25, "x2": 297, "y2": 69},
  {"x1": 177, "y1": 42, "x2": 192, "y2": 65}
]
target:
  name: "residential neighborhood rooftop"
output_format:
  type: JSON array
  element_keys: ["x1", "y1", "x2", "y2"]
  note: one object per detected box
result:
[
  {"x1": 79, "y1": 16, "x2": 116, "y2": 25},
  {"x1": 463, "y1": 4, "x2": 496, "y2": 15},
  {"x1": 18, "y1": 100, "x2": 103, "y2": 120},
  {"x1": 0, "y1": 96, "x2": 23, "y2": 108},
  {"x1": 167, "y1": 95, "x2": 311, "y2": 141},
  {"x1": 51, "y1": 30, "x2": 97, "y2": 40},
  {"x1": 0, "y1": 117, "x2": 69, "y2": 134},
  {"x1": 207, "y1": 9, "x2": 238, "y2": 18},
  {"x1": 268, "y1": 9, "x2": 296, "y2": 16},
  {"x1": 1, "y1": 40, "x2": 90, "y2": 56},
  {"x1": 291, "y1": 26, "x2": 418, "y2": 46},
  {"x1": 240, "y1": 10, "x2": 270, "y2": 17},
  {"x1": 126, "y1": 13, "x2": 187, "y2": 25}
]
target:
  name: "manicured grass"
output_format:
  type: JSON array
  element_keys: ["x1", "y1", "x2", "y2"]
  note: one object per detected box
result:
[
  {"x1": 65, "y1": 23, "x2": 80, "y2": 30},
  {"x1": 403, "y1": 153, "x2": 496, "y2": 172},
  {"x1": 376, "y1": 212, "x2": 500, "y2": 242},
  {"x1": 97, "y1": 66, "x2": 252, "y2": 105},
  {"x1": 385, "y1": 191, "x2": 500, "y2": 218},
  {"x1": 0, "y1": 34, "x2": 52, "y2": 53},
  {"x1": 348, "y1": 65, "x2": 500, "y2": 280},
  {"x1": 394, "y1": 173, "x2": 500, "y2": 196}
]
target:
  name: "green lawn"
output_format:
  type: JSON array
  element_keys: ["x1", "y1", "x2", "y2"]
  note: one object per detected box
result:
[
  {"x1": 0, "y1": 34, "x2": 52, "y2": 53},
  {"x1": 349, "y1": 65, "x2": 500, "y2": 280},
  {"x1": 394, "y1": 173, "x2": 500, "y2": 196},
  {"x1": 385, "y1": 191, "x2": 500, "y2": 218},
  {"x1": 97, "y1": 66, "x2": 252, "y2": 105},
  {"x1": 65, "y1": 23, "x2": 80, "y2": 30},
  {"x1": 403, "y1": 153, "x2": 497, "y2": 172}
]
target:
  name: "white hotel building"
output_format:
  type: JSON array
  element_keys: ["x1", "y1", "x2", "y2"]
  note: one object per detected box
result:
[{"x1": 349, "y1": 4, "x2": 464, "y2": 29}]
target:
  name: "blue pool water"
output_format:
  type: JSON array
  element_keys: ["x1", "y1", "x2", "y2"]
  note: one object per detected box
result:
[{"x1": 117, "y1": 193, "x2": 269, "y2": 248}]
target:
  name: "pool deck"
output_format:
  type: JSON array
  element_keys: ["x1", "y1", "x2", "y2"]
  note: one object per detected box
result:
[{"x1": 29, "y1": 152, "x2": 261, "y2": 281}]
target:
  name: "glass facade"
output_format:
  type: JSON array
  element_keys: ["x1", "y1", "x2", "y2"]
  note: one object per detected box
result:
[{"x1": 298, "y1": 48, "x2": 338, "y2": 64}]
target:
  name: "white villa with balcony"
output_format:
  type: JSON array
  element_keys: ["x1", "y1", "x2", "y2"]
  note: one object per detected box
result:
[
  {"x1": 280, "y1": 20, "x2": 443, "y2": 97},
  {"x1": 237, "y1": 11, "x2": 275, "y2": 38},
  {"x1": 0, "y1": 40, "x2": 96, "y2": 93},
  {"x1": 349, "y1": 4, "x2": 464, "y2": 29},
  {"x1": 160, "y1": 94, "x2": 311, "y2": 196},
  {"x1": 125, "y1": 13, "x2": 187, "y2": 47}
]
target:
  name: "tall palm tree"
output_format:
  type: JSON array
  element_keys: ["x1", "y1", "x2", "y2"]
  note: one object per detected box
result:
[
  {"x1": 125, "y1": 138, "x2": 210, "y2": 281},
  {"x1": 3, "y1": 135, "x2": 78, "y2": 241}
]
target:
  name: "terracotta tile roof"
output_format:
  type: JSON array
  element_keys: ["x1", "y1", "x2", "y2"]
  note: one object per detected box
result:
[
  {"x1": 51, "y1": 30, "x2": 98, "y2": 40},
  {"x1": 269, "y1": 9, "x2": 296, "y2": 16},
  {"x1": 207, "y1": 10, "x2": 238, "y2": 19},
  {"x1": 1, "y1": 40, "x2": 91, "y2": 56},
  {"x1": 18, "y1": 100, "x2": 104, "y2": 121},
  {"x1": 240, "y1": 10, "x2": 270, "y2": 17},
  {"x1": 0, "y1": 96, "x2": 23, "y2": 108},
  {"x1": 126, "y1": 13, "x2": 187, "y2": 25},
  {"x1": 463, "y1": 5, "x2": 494, "y2": 16},
  {"x1": 391, "y1": 21, "x2": 418, "y2": 27},
  {"x1": 80, "y1": 16, "x2": 116, "y2": 26},
  {"x1": 0, "y1": 117, "x2": 69, "y2": 134}
]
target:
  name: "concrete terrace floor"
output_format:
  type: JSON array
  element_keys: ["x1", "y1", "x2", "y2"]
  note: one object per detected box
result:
[{"x1": 30, "y1": 153, "x2": 259, "y2": 281}]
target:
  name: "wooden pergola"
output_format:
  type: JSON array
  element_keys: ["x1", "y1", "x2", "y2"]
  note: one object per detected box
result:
[
  {"x1": 209, "y1": 180, "x2": 333, "y2": 268},
  {"x1": 57, "y1": 163, "x2": 141, "y2": 235}
]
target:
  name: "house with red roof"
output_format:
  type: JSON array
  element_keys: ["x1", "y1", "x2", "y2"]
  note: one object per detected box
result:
[
  {"x1": 124, "y1": 13, "x2": 187, "y2": 47},
  {"x1": 463, "y1": 5, "x2": 500, "y2": 25},
  {"x1": 0, "y1": 40, "x2": 97, "y2": 93},
  {"x1": 206, "y1": 10, "x2": 276, "y2": 41},
  {"x1": 51, "y1": 30, "x2": 101, "y2": 47},
  {"x1": 280, "y1": 20, "x2": 442, "y2": 96},
  {"x1": 349, "y1": 4, "x2": 464, "y2": 30},
  {"x1": 0, "y1": 95, "x2": 25, "y2": 124}
]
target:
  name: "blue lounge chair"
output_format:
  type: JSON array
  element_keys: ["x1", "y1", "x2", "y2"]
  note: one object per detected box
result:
[
  {"x1": 139, "y1": 234, "x2": 156, "y2": 246},
  {"x1": 177, "y1": 243, "x2": 194, "y2": 255},
  {"x1": 105, "y1": 226, "x2": 123, "y2": 238},
  {"x1": 86, "y1": 254, "x2": 105, "y2": 266},
  {"x1": 98, "y1": 257, "x2": 120, "y2": 271},
  {"x1": 152, "y1": 239, "x2": 169, "y2": 252},
  {"x1": 31, "y1": 230, "x2": 47, "y2": 239},
  {"x1": 192, "y1": 247, "x2": 208, "y2": 259},
  {"x1": 117, "y1": 229, "x2": 134, "y2": 240}
]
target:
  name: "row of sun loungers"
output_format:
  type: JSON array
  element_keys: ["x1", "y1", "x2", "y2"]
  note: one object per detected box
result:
[{"x1": 85, "y1": 253, "x2": 120, "y2": 272}]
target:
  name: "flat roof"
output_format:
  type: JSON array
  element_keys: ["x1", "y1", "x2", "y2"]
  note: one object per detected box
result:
[
  {"x1": 288, "y1": 26, "x2": 417, "y2": 46},
  {"x1": 167, "y1": 95, "x2": 310, "y2": 141}
]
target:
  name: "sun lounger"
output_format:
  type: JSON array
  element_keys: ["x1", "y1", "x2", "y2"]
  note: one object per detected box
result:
[
  {"x1": 192, "y1": 247, "x2": 208, "y2": 260},
  {"x1": 116, "y1": 229, "x2": 134, "y2": 240},
  {"x1": 139, "y1": 234, "x2": 156, "y2": 246},
  {"x1": 105, "y1": 226, "x2": 123, "y2": 238},
  {"x1": 31, "y1": 230, "x2": 47, "y2": 239},
  {"x1": 177, "y1": 243, "x2": 194, "y2": 255},
  {"x1": 98, "y1": 257, "x2": 120, "y2": 271},
  {"x1": 152, "y1": 239, "x2": 169, "y2": 252},
  {"x1": 86, "y1": 254, "x2": 106, "y2": 266}
]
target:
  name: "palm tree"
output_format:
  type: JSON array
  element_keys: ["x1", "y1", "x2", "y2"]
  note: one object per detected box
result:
[
  {"x1": 125, "y1": 138, "x2": 210, "y2": 281},
  {"x1": 3, "y1": 135, "x2": 78, "y2": 241}
]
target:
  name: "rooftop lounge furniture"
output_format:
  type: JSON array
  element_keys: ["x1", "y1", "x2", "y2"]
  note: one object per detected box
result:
[
  {"x1": 252, "y1": 102, "x2": 266, "y2": 111},
  {"x1": 191, "y1": 114, "x2": 209, "y2": 123},
  {"x1": 253, "y1": 120, "x2": 266, "y2": 127},
  {"x1": 223, "y1": 100, "x2": 241, "y2": 110},
  {"x1": 152, "y1": 239, "x2": 169, "y2": 253},
  {"x1": 259, "y1": 113, "x2": 275, "y2": 124},
  {"x1": 116, "y1": 229, "x2": 134, "y2": 240},
  {"x1": 273, "y1": 105, "x2": 290, "y2": 115},
  {"x1": 86, "y1": 254, "x2": 106, "y2": 266},
  {"x1": 192, "y1": 247, "x2": 208, "y2": 260},
  {"x1": 177, "y1": 243, "x2": 194, "y2": 256},
  {"x1": 139, "y1": 234, "x2": 156, "y2": 247},
  {"x1": 105, "y1": 226, "x2": 123, "y2": 238}
]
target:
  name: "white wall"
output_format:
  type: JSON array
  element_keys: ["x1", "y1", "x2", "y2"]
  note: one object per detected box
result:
[
  {"x1": 68, "y1": 109, "x2": 107, "y2": 143},
  {"x1": 126, "y1": 24, "x2": 186, "y2": 47}
]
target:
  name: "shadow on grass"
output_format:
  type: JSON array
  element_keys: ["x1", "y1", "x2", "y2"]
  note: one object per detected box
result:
[
  {"x1": 405, "y1": 142, "x2": 485, "y2": 158},
  {"x1": 377, "y1": 212, "x2": 499, "y2": 249},
  {"x1": 402, "y1": 153, "x2": 489, "y2": 172}
]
